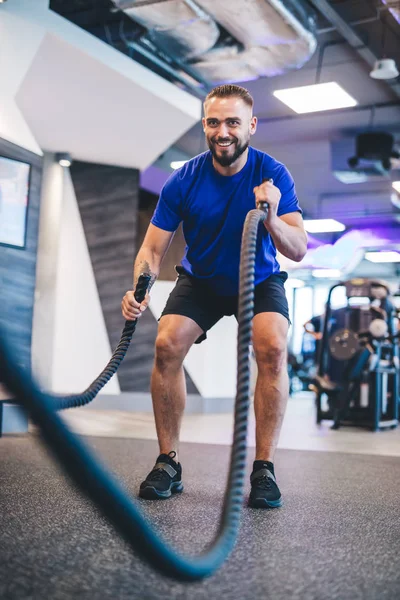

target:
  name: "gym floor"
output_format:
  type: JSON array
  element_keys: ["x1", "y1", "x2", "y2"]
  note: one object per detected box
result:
[
  {"x1": 2, "y1": 392, "x2": 400, "y2": 600},
  {"x1": 61, "y1": 391, "x2": 400, "y2": 458}
]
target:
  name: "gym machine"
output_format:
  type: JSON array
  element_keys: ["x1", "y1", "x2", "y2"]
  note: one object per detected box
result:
[{"x1": 312, "y1": 278, "x2": 399, "y2": 431}]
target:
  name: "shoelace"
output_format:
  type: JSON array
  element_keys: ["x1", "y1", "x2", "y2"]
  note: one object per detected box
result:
[
  {"x1": 148, "y1": 452, "x2": 178, "y2": 481},
  {"x1": 254, "y1": 475, "x2": 274, "y2": 490},
  {"x1": 148, "y1": 469, "x2": 170, "y2": 482}
]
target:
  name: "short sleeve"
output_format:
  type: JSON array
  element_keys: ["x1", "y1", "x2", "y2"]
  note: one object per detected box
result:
[
  {"x1": 150, "y1": 171, "x2": 183, "y2": 232},
  {"x1": 275, "y1": 165, "x2": 302, "y2": 217}
]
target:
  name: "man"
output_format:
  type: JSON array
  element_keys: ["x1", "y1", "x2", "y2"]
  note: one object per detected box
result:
[
  {"x1": 121, "y1": 84, "x2": 307, "y2": 508},
  {"x1": 303, "y1": 314, "x2": 323, "y2": 364}
]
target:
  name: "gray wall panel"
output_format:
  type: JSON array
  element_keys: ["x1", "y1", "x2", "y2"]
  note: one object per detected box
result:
[
  {"x1": 0, "y1": 138, "x2": 42, "y2": 373},
  {"x1": 70, "y1": 161, "x2": 140, "y2": 391},
  {"x1": 71, "y1": 163, "x2": 198, "y2": 394}
]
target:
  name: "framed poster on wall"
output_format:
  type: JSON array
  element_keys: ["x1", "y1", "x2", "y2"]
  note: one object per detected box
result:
[{"x1": 0, "y1": 156, "x2": 31, "y2": 249}]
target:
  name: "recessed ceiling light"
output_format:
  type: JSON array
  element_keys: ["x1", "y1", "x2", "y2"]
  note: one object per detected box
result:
[
  {"x1": 365, "y1": 251, "x2": 400, "y2": 263},
  {"x1": 273, "y1": 82, "x2": 357, "y2": 114},
  {"x1": 312, "y1": 269, "x2": 342, "y2": 278},
  {"x1": 55, "y1": 152, "x2": 72, "y2": 168},
  {"x1": 304, "y1": 219, "x2": 346, "y2": 233}
]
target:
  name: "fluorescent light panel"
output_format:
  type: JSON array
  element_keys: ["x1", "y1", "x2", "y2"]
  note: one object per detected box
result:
[
  {"x1": 365, "y1": 251, "x2": 400, "y2": 263},
  {"x1": 312, "y1": 269, "x2": 342, "y2": 278},
  {"x1": 333, "y1": 171, "x2": 369, "y2": 184},
  {"x1": 284, "y1": 278, "x2": 305, "y2": 288},
  {"x1": 273, "y1": 82, "x2": 357, "y2": 114},
  {"x1": 304, "y1": 219, "x2": 345, "y2": 233},
  {"x1": 170, "y1": 160, "x2": 188, "y2": 170},
  {"x1": 392, "y1": 181, "x2": 400, "y2": 193}
]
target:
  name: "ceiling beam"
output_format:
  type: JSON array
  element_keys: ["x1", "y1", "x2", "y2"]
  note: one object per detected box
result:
[{"x1": 308, "y1": 0, "x2": 400, "y2": 99}]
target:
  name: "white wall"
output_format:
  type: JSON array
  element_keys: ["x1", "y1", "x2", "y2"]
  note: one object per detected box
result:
[
  {"x1": 1, "y1": 0, "x2": 202, "y2": 396},
  {"x1": 32, "y1": 157, "x2": 120, "y2": 395},
  {"x1": 149, "y1": 281, "x2": 238, "y2": 398},
  {"x1": 0, "y1": 3, "x2": 44, "y2": 153},
  {"x1": 31, "y1": 154, "x2": 64, "y2": 389},
  {"x1": 1, "y1": 0, "x2": 201, "y2": 168}
]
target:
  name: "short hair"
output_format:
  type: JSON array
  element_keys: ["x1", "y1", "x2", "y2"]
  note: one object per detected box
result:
[{"x1": 204, "y1": 84, "x2": 254, "y2": 110}]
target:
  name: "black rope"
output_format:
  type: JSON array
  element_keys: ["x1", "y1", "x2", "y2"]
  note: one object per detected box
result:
[
  {"x1": 53, "y1": 273, "x2": 151, "y2": 410},
  {"x1": 0, "y1": 208, "x2": 267, "y2": 581}
]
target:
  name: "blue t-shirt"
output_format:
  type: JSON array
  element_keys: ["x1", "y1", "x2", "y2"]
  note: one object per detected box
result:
[{"x1": 151, "y1": 146, "x2": 302, "y2": 295}]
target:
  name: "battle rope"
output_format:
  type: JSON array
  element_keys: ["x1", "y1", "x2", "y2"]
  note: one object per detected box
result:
[
  {"x1": 0, "y1": 205, "x2": 268, "y2": 581},
  {"x1": 53, "y1": 273, "x2": 151, "y2": 410}
]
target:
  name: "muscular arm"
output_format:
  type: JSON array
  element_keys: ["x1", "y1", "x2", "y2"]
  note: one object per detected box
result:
[
  {"x1": 265, "y1": 212, "x2": 307, "y2": 263},
  {"x1": 133, "y1": 223, "x2": 175, "y2": 291},
  {"x1": 122, "y1": 224, "x2": 175, "y2": 321},
  {"x1": 253, "y1": 180, "x2": 307, "y2": 263}
]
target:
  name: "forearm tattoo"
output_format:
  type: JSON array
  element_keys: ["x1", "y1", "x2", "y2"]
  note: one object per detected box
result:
[{"x1": 134, "y1": 260, "x2": 157, "y2": 292}]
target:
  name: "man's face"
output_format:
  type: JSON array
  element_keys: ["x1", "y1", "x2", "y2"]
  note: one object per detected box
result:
[{"x1": 202, "y1": 96, "x2": 257, "y2": 167}]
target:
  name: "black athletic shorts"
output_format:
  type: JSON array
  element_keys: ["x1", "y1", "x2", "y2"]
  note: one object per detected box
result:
[{"x1": 160, "y1": 266, "x2": 290, "y2": 344}]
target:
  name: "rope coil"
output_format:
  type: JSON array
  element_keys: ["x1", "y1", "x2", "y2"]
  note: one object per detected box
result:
[
  {"x1": 0, "y1": 209, "x2": 267, "y2": 581},
  {"x1": 54, "y1": 273, "x2": 151, "y2": 410}
]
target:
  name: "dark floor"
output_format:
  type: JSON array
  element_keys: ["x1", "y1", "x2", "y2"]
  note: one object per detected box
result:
[{"x1": 1, "y1": 434, "x2": 400, "y2": 600}]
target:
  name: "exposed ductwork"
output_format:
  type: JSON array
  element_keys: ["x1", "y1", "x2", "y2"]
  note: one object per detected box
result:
[
  {"x1": 118, "y1": 0, "x2": 220, "y2": 60},
  {"x1": 308, "y1": 0, "x2": 400, "y2": 100},
  {"x1": 112, "y1": 0, "x2": 317, "y2": 85}
]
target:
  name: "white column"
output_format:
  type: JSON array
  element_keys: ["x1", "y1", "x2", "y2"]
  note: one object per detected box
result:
[{"x1": 32, "y1": 155, "x2": 120, "y2": 395}]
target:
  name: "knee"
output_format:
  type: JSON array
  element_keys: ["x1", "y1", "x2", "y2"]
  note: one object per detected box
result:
[
  {"x1": 154, "y1": 333, "x2": 186, "y2": 370},
  {"x1": 255, "y1": 337, "x2": 287, "y2": 374}
]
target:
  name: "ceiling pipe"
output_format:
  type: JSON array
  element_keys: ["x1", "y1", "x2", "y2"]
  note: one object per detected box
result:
[
  {"x1": 317, "y1": 15, "x2": 380, "y2": 34},
  {"x1": 307, "y1": 0, "x2": 400, "y2": 99}
]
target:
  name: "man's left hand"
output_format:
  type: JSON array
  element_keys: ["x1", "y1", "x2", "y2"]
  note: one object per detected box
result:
[{"x1": 253, "y1": 180, "x2": 281, "y2": 221}]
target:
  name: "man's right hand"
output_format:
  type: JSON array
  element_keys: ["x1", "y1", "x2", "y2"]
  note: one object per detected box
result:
[{"x1": 121, "y1": 290, "x2": 149, "y2": 321}]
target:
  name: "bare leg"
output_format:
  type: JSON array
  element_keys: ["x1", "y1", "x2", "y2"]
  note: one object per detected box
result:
[
  {"x1": 151, "y1": 315, "x2": 203, "y2": 462},
  {"x1": 252, "y1": 313, "x2": 289, "y2": 462}
]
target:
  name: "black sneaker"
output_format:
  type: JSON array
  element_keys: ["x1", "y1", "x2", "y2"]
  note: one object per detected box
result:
[
  {"x1": 139, "y1": 451, "x2": 183, "y2": 499},
  {"x1": 248, "y1": 462, "x2": 283, "y2": 509}
]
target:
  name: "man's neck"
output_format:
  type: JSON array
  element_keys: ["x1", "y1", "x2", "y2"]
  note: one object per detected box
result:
[{"x1": 212, "y1": 147, "x2": 249, "y2": 176}]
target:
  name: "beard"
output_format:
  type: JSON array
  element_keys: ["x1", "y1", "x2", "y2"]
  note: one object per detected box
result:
[{"x1": 208, "y1": 137, "x2": 249, "y2": 167}]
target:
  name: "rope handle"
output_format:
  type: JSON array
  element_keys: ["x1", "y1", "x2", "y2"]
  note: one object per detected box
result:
[
  {"x1": 122, "y1": 272, "x2": 152, "y2": 333},
  {"x1": 257, "y1": 177, "x2": 273, "y2": 212},
  {"x1": 134, "y1": 273, "x2": 152, "y2": 303}
]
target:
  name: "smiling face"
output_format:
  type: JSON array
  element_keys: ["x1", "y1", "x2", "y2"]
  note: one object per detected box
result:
[{"x1": 202, "y1": 96, "x2": 257, "y2": 168}]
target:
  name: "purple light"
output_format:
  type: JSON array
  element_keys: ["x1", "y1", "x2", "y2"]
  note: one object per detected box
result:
[
  {"x1": 381, "y1": 0, "x2": 400, "y2": 25},
  {"x1": 307, "y1": 234, "x2": 326, "y2": 249},
  {"x1": 140, "y1": 166, "x2": 169, "y2": 196},
  {"x1": 298, "y1": 226, "x2": 400, "y2": 269}
]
